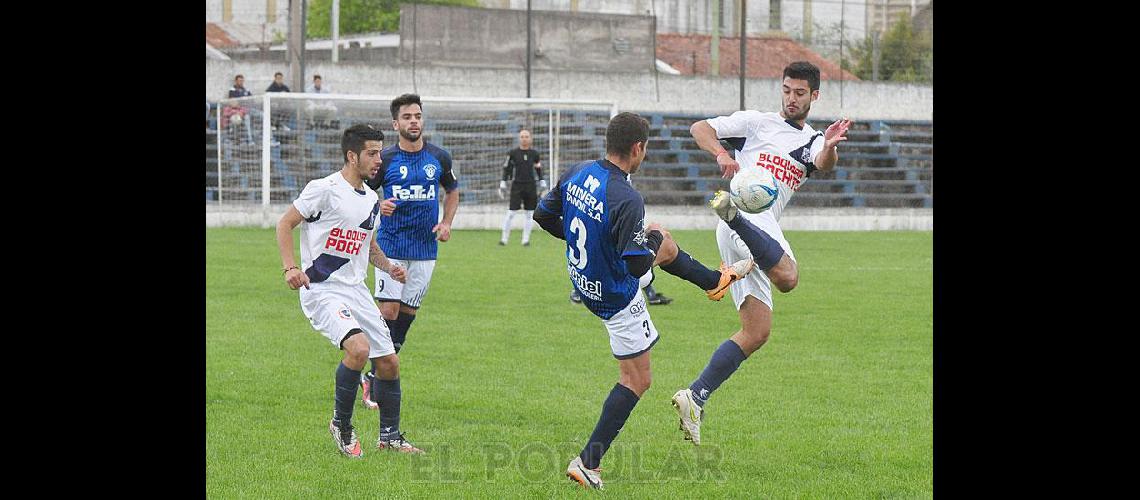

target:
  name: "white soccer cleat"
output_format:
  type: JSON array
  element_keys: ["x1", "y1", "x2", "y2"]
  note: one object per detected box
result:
[
  {"x1": 709, "y1": 190, "x2": 739, "y2": 223},
  {"x1": 329, "y1": 418, "x2": 364, "y2": 458},
  {"x1": 566, "y1": 456, "x2": 604, "y2": 490},
  {"x1": 377, "y1": 432, "x2": 425, "y2": 454},
  {"x1": 671, "y1": 388, "x2": 703, "y2": 446}
]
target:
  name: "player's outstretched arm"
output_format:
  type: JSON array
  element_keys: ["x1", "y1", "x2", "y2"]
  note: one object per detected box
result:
[
  {"x1": 276, "y1": 206, "x2": 310, "y2": 290},
  {"x1": 815, "y1": 118, "x2": 852, "y2": 172},
  {"x1": 690, "y1": 120, "x2": 740, "y2": 179}
]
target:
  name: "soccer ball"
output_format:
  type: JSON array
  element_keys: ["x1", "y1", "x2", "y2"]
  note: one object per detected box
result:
[
  {"x1": 230, "y1": 113, "x2": 243, "y2": 125},
  {"x1": 729, "y1": 167, "x2": 779, "y2": 213}
]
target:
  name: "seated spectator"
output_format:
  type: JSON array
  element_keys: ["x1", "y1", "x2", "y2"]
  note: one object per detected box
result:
[
  {"x1": 266, "y1": 71, "x2": 291, "y2": 93},
  {"x1": 305, "y1": 74, "x2": 330, "y2": 93},
  {"x1": 304, "y1": 74, "x2": 337, "y2": 129},
  {"x1": 228, "y1": 74, "x2": 252, "y2": 99},
  {"x1": 222, "y1": 104, "x2": 250, "y2": 143},
  {"x1": 265, "y1": 72, "x2": 292, "y2": 131},
  {"x1": 223, "y1": 75, "x2": 253, "y2": 143}
]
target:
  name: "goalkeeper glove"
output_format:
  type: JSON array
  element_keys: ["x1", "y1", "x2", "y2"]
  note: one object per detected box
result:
[
  {"x1": 538, "y1": 179, "x2": 548, "y2": 191},
  {"x1": 498, "y1": 180, "x2": 508, "y2": 199}
]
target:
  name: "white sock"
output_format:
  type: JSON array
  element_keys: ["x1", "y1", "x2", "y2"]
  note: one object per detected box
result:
[
  {"x1": 501, "y1": 210, "x2": 516, "y2": 243},
  {"x1": 522, "y1": 210, "x2": 535, "y2": 243}
]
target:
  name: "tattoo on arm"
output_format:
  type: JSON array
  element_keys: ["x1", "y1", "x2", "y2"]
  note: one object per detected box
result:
[{"x1": 369, "y1": 242, "x2": 387, "y2": 271}]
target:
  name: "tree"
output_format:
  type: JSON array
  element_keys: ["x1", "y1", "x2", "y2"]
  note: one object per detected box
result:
[
  {"x1": 844, "y1": 13, "x2": 932, "y2": 83},
  {"x1": 307, "y1": 0, "x2": 479, "y2": 39}
]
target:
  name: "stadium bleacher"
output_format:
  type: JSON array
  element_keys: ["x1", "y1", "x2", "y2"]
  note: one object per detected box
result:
[{"x1": 206, "y1": 105, "x2": 932, "y2": 208}]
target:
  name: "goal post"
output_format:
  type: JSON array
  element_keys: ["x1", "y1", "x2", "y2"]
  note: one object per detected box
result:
[{"x1": 211, "y1": 94, "x2": 618, "y2": 206}]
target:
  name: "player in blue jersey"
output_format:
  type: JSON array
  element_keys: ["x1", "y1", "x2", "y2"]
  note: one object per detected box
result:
[
  {"x1": 359, "y1": 94, "x2": 460, "y2": 410},
  {"x1": 533, "y1": 112, "x2": 754, "y2": 489}
]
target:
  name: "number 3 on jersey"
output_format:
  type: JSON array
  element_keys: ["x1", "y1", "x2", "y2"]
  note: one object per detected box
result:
[{"x1": 568, "y1": 217, "x2": 588, "y2": 270}]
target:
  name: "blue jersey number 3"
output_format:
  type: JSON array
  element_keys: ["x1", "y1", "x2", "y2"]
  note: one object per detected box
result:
[{"x1": 568, "y1": 217, "x2": 588, "y2": 270}]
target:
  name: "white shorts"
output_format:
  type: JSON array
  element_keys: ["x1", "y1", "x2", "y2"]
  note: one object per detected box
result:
[
  {"x1": 299, "y1": 283, "x2": 395, "y2": 359},
  {"x1": 603, "y1": 290, "x2": 660, "y2": 359},
  {"x1": 639, "y1": 269, "x2": 654, "y2": 289},
  {"x1": 373, "y1": 259, "x2": 436, "y2": 308},
  {"x1": 715, "y1": 211, "x2": 796, "y2": 311}
]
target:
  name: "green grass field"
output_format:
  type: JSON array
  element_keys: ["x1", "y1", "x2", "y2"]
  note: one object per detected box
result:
[{"x1": 207, "y1": 227, "x2": 932, "y2": 498}]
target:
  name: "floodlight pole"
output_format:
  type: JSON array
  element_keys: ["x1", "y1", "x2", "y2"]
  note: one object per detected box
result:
[
  {"x1": 526, "y1": 0, "x2": 532, "y2": 98},
  {"x1": 739, "y1": 0, "x2": 746, "y2": 111}
]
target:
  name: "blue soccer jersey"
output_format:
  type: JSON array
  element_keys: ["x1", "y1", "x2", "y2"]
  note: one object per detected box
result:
[
  {"x1": 367, "y1": 142, "x2": 458, "y2": 260},
  {"x1": 537, "y1": 159, "x2": 654, "y2": 320}
]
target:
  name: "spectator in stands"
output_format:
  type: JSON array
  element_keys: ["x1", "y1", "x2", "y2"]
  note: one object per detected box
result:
[
  {"x1": 229, "y1": 74, "x2": 252, "y2": 99},
  {"x1": 304, "y1": 74, "x2": 338, "y2": 129},
  {"x1": 266, "y1": 72, "x2": 291, "y2": 93},
  {"x1": 224, "y1": 75, "x2": 253, "y2": 143},
  {"x1": 305, "y1": 74, "x2": 330, "y2": 93},
  {"x1": 266, "y1": 72, "x2": 292, "y2": 131}
]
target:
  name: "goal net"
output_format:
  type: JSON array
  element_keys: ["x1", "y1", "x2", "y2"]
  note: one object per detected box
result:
[{"x1": 209, "y1": 94, "x2": 617, "y2": 206}]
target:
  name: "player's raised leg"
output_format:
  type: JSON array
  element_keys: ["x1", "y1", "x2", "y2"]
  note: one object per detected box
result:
[
  {"x1": 649, "y1": 223, "x2": 755, "y2": 301},
  {"x1": 709, "y1": 191, "x2": 798, "y2": 292}
]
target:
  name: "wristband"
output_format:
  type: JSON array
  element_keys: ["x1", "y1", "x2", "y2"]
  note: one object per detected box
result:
[
  {"x1": 283, "y1": 266, "x2": 299, "y2": 275},
  {"x1": 715, "y1": 150, "x2": 729, "y2": 159},
  {"x1": 645, "y1": 229, "x2": 664, "y2": 253}
]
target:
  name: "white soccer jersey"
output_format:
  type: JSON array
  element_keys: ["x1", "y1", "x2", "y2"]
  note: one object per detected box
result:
[
  {"x1": 707, "y1": 110, "x2": 826, "y2": 220},
  {"x1": 293, "y1": 172, "x2": 382, "y2": 287}
]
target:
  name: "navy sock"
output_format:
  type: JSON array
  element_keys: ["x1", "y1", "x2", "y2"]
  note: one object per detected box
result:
[
  {"x1": 689, "y1": 340, "x2": 748, "y2": 407},
  {"x1": 370, "y1": 367, "x2": 381, "y2": 403},
  {"x1": 384, "y1": 312, "x2": 416, "y2": 353},
  {"x1": 334, "y1": 362, "x2": 361, "y2": 425},
  {"x1": 580, "y1": 383, "x2": 640, "y2": 470},
  {"x1": 659, "y1": 248, "x2": 722, "y2": 291},
  {"x1": 726, "y1": 216, "x2": 785, "y2": 271},
  {"x1": 377, "y1": 378, "x2": 402, "y2": 441}
]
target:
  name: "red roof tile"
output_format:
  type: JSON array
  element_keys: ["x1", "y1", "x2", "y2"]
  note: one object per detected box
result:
[
  {"x1": 657, "y1": 33, "x2": 859, "y2": 80},
  {"x1": 206, "y1": 22, "x2": 240, "y2": 49}
]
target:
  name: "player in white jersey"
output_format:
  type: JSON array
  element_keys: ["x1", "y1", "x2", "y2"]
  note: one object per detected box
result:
[
  {"x1": 670, "y1": 61, "x2": 853, "y2": 445},
  {"x1": 275, "y1": 124, "x2": 424, "y2": 458}
]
